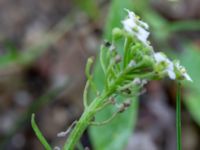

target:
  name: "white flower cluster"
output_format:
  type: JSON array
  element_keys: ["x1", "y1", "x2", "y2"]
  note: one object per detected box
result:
[
  {"x1": 175, "y1": 61, "x2": 192, "y2": 81},
  {"x1": 154, "y1": 52, "x2": 192, "y2": 81},
  {"x1": 122, "y1": 9, "x2": 149, "y2": 45},
  {"x1": 133, "y1": 78, "x2": 148, "y2": 86},
  {"x1": 154, "y1": 52, "x2": 176, "y2": 80},
  {"x1": 122, "y1": 9, "x2": 192, "y2": 82}
]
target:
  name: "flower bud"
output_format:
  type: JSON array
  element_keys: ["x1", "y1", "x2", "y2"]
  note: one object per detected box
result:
[
  {"x1": 141, "y1": 55, "x2": 154, "y2": 68},
  {"x1": 112, "y1": 28, "x2": 123, "y2": 41},
  {"x1": 132, "y1": 49, "x2": 143, "y2": 62},
  {"x1": 115, "y1": 55, "x2": 122, "y2": 63},
  {"x1": 123, "y1": 99, "x2": 131, "y2": 108},
  {"x1": 118, "y1": 104, "x2": 125, "y2": 113}
]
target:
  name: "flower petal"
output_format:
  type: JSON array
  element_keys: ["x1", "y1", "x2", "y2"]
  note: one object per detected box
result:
[
  {"x1": 183, "y1": 73, "x2": 193, "y2": 82},
  {"x1": 122, "y1": 9, "x2": 150, "y2": 45}
]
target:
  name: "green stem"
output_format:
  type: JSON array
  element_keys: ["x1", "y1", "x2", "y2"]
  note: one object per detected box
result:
[
  {"x1": 31, "y1": 114, "x2": 52, "y2": 150},
  {"x1": 63, "y1": 65, "x2": 140, "y2": 149},
  {"x1": 63, "y1": 91, "x2": 113, "y2": 150},
  {"x1": 176, "y1": 82, "x2": 182, "y2": 150},
  {"x1": 123, "y1": 37, "x2": 132, "y2": 68}
]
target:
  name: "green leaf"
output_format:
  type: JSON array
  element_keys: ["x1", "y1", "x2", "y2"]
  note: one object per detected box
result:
[
  {"x1": 89, "y1": 0, "x2": 138, "y2": 150},
  {"x1": 179, "y1": 44, "x2": 200, "y2": 125},
  {"x1": 0, "y1": 42, "x2": 19, "y2": 66},
  {"x1": 31, "y1": 114, "x2": 52, "y2": 150},
  {"x1": 74, "y1": 0, "x2": 99, "y2": 20}
]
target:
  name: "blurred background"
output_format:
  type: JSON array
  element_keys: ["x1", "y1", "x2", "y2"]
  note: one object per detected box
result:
[{"x1": 0, "y1": 0, "x2": 200, "y2": 150}]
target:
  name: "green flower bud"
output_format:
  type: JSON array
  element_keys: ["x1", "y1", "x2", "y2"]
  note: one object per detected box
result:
[
  {"x1": 142, "y1": 55, "x2": 154, "y2": 68},
  {"x1": 112, "y1": 28, "x2": 123, "y2": 41},
  {"x1": 131, "y1": 48, "x2": 143, "y2": 62}
]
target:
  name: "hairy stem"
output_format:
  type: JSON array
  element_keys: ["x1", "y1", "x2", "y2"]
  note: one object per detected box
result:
[
  {"x1": 63, "y1": 90, "x2": 113, "y2": 150},
  {"x1": 63, "y1": 64, "x2": 146, "y2": 149}
]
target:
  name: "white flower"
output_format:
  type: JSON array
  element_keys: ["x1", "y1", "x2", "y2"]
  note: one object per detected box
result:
[
  {"x1": 133, "y1": 78, "x2": 141, "y2": 84},
  {"x1": 154, "y1": 52, "x2": 176, "y2": 80},
  {"x1": 133, "y1": 78, "x2": 148, "y2": 86},
  {"x1": 175, "y1": 62, "x2": 192, "y2": 82},
  {"x1": 54, "y1": 146, "x2": 61, "y2": 150},
  {"x1": 141, "y1": 79, "x2": 148, "y2": 86},
  {"x1": 154, "y1": 52, "x2": 192, "y2": 81},
  {"x1": 109, "y1": 44, "x2": 115, "y2": 52},
  {"x1": 154, "y1": 52, "x2": 168, "y2": 63},
  {"x1": 122, "y1": 9, "x2": 150, "y2": 45}
]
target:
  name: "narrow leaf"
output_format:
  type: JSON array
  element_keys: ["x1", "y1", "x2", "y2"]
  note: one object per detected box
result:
[{"x1": 31, "y1": 114, "x2": 52, "y2": 150}]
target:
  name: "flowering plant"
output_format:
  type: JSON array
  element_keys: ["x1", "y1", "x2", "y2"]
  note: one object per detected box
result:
[{"x1": 32, "y1": 9, "x2": 191, "y2": 150}]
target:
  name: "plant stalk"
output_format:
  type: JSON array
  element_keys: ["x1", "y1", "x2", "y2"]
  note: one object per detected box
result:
[
  {"x1": 63, "y1": 91, "x2": 112, "y2": 150},
  {"x1": 63, "y1": 64, "x2": 148, "y2": 149},
  {"x1": 176, "y1": 82, "x2": 181, "y2": 150}
]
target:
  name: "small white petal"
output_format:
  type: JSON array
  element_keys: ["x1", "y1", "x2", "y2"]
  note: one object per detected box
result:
[
  {"x1": 54, "y1": 146, "x2": 61, "y2": 150},
  {"x1": 141, "y1": 79, "x2": 148, "y2": 86},
  {"x1": 133, "y1": 78, "x2": 141, "y2": 84},
  {"x1": 175, "y1": 61, "x2": 181, "y2": 68},
  {"x1": 166, "y1": 62, "x2": 176, "y2": 79},
  {"x1": 124, "y1": 8, "x2": 136, "y2": 19},
  {"x1": 154, "y1": 52, "x2": 177, "y2": 80},
  {"x1": 183, "y1": 73, "x2": 192, "y2": 82},
  {"x1": 109, "y1": 44, "x2": 115, "y2": 51},
  {"x1": 174, "y1": 62, "x2": 192, "y2": 82},
  {"x1": 122, "y1": 9, "x2": 150, "y2": 45},
  {"x1": 154, "y1": 52, "x2": 168, "y2": 63},
  {"x1": 136, "y1": 26, "x2": 149, "y2": 44},
  {"x1": 122, "y1": 19, "x2": 135, "y2": 33},
  {"x1": 167, "y1": 69, "x2": 176, "y2": 79},
  {"x1": 139, "y1": 20, "x2": 149, "y2": 29}
]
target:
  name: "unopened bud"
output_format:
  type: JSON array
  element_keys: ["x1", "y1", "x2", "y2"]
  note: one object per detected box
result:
[
  {"x1": 112, "y1": 28, "x2": 123, "y2": 41},
  {"x1": 118, "y1": 104, "x2": 125, "y2": 113},
  {"x1": 109, "y1": 44, "x2": 116, "y2": 52},
  {"x1": 133, "y1": 78, "x2": 141, "y2": 85},
  {"x1": 88, "y1": 57, "x2": 94, "y2": 64},
  {"x1": 115, "y1": 55, "x2": 122, "y2": 63},
  {"x1": 142, "y1": 55, "x2": 154, "y2": 67},
  {"x1": 123, "y1": 99, "x2": 131, "y2": 108}
]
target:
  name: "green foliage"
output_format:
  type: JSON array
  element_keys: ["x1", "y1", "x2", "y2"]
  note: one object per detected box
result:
[
  {"x1": 0, "y1": 42, "x2": 18, "y2": 67},
  {"x1": 31, "y1": 114, "x2": 52, "y2": 150},
  {"x1": 89, "y1": 1, "x2": 138, "y2": 150},
  {"x1": 179, "y1": 45, "x2": 200, "y2": 125},
  {"x1": 74, "y1": 0, "x2": 99, "y2": 19}
]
